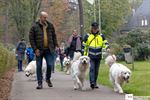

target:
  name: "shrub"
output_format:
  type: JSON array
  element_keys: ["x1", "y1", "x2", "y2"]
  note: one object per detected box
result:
[
  {"x1": 110, "y1": 43, "x2": 124, "y2": 61},
  {"x1": 0, "y1": 43, "x2": 16, "y2": 76},
  {"x1": 117, "y1": 29, "x2": 150, "y2": 60}
]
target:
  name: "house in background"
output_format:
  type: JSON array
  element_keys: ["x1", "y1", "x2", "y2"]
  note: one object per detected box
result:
[{"x1": 120, "y1": 0, "x2": 150, "y2": 34}]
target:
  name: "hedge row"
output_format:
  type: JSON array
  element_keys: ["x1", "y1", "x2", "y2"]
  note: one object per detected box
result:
[{"x1": 0, "y1": 44, "x2": 16, "y2": 77}]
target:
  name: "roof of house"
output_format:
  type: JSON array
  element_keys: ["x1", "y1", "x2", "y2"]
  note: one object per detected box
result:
[{"x1": 121, "y1": 0, "x2": 150, "y2": 32}]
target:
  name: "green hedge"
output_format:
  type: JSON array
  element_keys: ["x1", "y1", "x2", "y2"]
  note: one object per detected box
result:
[
  {"x1": 117, "y1": 29, "x2": 150, "y2": 60},
  {"x1": 0, "y1": 44, "x2": 16, "y2": 76}
]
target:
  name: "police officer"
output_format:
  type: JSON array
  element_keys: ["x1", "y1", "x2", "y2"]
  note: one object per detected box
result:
[{"x1": 83, "y1": 22, "x2": 110, "y2": 89}]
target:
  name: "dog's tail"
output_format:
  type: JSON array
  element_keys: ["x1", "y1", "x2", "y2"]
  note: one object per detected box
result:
[
  {"x1": 105, "y1": 54, "x2": 116, "y2": 67},
  {"x1": 72, "y1": 52, "x2": 82, "y2": 62}
]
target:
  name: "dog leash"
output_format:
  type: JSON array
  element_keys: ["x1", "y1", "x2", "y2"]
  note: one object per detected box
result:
[{"x1": 111, "y1": 55, "x2": 116, "y2": 61}]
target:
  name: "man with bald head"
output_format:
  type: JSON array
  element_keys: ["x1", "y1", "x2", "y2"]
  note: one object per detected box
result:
[{"x1": 29, "y1": 11, "x2": 58, "y2": 89}]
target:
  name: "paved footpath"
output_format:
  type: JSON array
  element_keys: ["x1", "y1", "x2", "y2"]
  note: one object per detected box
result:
[{"x1": 9, "y1": 71, "x2": 126, "y2": 100}]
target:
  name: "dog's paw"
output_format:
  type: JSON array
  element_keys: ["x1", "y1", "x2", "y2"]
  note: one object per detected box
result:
[
  {"x1": 118, "y1": 90, "x2": 123, "y2": 94},
  {"x1": 114, "y1": 88, "x2": 118, "y2": 92},
  {"x1": 81, "y1": 87, "x2": 86, "y2": 91},
  {"x1": 74, "y1": 87, "x2": 78, "y2": 90},
  {"x1": 66, "y1": 71, "x2": 70, "y2": 75},
  {"x1": 74, "y1": 85, "x2": 78, "y2": 90}
]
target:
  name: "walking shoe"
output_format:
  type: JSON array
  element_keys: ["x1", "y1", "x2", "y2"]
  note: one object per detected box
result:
[
  {"x1": 90, "y1": 83, "x2": 95, "y2": 89},
  {"x1": 18, "y1": 70, "x2": 23, "y2": 72},
  {"x1": 94, "y1": 85, "x2": 99, "y2": 89},
  {"x1": 46, "y1": 80, "x2": 53, "y2": 87},
  {"x1": 36, "y1": 84, "x2": 43, "y2": 89}
]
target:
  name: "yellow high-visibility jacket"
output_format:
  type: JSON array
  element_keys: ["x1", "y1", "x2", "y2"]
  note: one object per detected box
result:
[{"x1": 83, "y1": 33, "x2": 109, "y2": 59}]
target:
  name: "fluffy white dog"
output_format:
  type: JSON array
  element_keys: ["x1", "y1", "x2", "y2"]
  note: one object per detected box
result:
[
  {"x1": 63, "y1": 52, "x2": 82, "y2": 75},
  {"x1": 105, "y1": 54, "x2": 132, "y2": 93},
  {"x1": 71, "y1": 56, "x2": 90, "y2": 90},
  {"x1": 55, "y1": 56, "x2": 60, "y2": 66},
  {"x1": 25, "y1": 59, "x2": 47, "y2": 80},
  {"x1": 63, "y1": 57, "x2": 71, "y2": 74}
]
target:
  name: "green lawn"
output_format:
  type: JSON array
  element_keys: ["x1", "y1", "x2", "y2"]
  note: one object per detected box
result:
[{"x1": 97, "y1": 60, "x2": 150, "y2": 96}]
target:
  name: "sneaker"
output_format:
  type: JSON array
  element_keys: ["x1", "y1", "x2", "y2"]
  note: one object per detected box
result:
[
  {"x1": 18, "y1": 70, "x2": 23, "y2": 72},
  {"x1": 90, "y1": 84, "x2": 95, "y2": 89},
  {"x1": 46, "y1": 80, "x2": 53, "y2": 87},
  {"x1": 94, "y1": 85, "x2": 99, "y2": 89},
  {"x1": 36, "y1": 84, "x2": 43, "y2": 89}
]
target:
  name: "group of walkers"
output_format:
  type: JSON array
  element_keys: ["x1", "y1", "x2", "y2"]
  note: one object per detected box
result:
[{"x1": 15, "y1": 11, "x2": 110, "y2": 90}]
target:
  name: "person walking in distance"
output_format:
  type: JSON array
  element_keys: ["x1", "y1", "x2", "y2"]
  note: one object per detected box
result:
[
  {"x1": 15, "y1": 38, "x2": 26, "y2": 72},
  {"x1": 29, "y1": 11, "x2": 58, "y2": 89},
  {"x1": 65, "y1": 30, "x2": 82, "y2": 60}
]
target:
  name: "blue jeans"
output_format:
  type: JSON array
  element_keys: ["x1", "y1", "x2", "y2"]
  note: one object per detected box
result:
[
  {"x1": 59, "y1": 56, "x2": 64, "y2": 71},
  {"x1": 36, "y1": 49, "x2": 54, "y2": 84},
  {"x1": 18, "y1": 60, "x2": 23, "y2": 71},
  {"x1": 89, "y1": 58, "x2": 101, "y2": 86},
  {"x1": 51, "y1": 52, "x2": 57, "y2": 72}
]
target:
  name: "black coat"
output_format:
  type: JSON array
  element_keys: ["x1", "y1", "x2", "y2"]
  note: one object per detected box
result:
[
  {"x1": 29, "y1": 21, "x2": 58, "y2": 53},
  {"x1": 16, "y1": 41, "x2": 26, "y2": 60}
]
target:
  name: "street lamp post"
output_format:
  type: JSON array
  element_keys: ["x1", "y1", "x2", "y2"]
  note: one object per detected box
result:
[
  {"x1": 78, "y1": 0, "x2": 84, "y2": 38},
  {"x1": 98, "y1": 0, "x2": 101, "y2": 29},
  {"x1": 93, "y1": 0, "x2": 96, "y2": 22}
]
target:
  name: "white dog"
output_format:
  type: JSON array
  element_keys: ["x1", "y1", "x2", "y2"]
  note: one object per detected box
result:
[
  {"x1": 25, "y1": 59, "x2": 47, "y2": 80},
  {"x1": 105, "y1": 54, "x2": 132, "y2": 93},
  {"x1": 63, "y1": 52, "x2": 82, "y2": 75},
  {"x1": 71, "y1": 56, "x2": 90, "y2": 90},
  {"x1": 63, "y1": 57, "x2": 71, "y2": 74},
  {"x1": 55, "y1": 56, "x2": 60, "y2": 66}
]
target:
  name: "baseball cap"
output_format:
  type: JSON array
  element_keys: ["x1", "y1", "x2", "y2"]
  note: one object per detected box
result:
[{"x1": 91, "y1": 22, "x2": 99, "y2": 27}]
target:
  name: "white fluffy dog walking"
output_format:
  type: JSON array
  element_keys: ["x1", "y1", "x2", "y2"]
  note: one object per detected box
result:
[
  {"x1": 71, "y1": 56, "x2": 90, "y2": 90},
  {"x1": 25, "y1": 59, "x2": 47, "y2": 80},
  {"x1": 63, "y1": 57, "x2": 71, "y2": 74},
  {"x1": 105, "y1": 54, "x2": 132, "y2": 93},
  {"x1": 55, "y1": 56, "x2": 60, "y2": 66},
  {"x1": 63, "y1": 52, "x2": 82, "y2": 75}
]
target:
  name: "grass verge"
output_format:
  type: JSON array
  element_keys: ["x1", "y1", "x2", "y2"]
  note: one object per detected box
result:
[{"x1": 98, "y1": 60, "x2": 150, "y2": 96}]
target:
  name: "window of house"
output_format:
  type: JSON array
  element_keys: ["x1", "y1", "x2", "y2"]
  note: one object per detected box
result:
[{"x1": 141, "y1": 19, "x2": 148, "y2": 26}]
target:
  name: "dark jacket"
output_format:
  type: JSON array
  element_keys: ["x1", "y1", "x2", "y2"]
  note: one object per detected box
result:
[
  {"x1": 16, "y1": 41, "x2": 26, "y2": 60},
  {"x1": 29, "y1": 20, "x2": 58, "y2": 53}
]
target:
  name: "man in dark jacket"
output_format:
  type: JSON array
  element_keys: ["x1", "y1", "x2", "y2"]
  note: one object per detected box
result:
[{"x1": 29, "y1": 11, "x2": 58, "y2": 89}]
